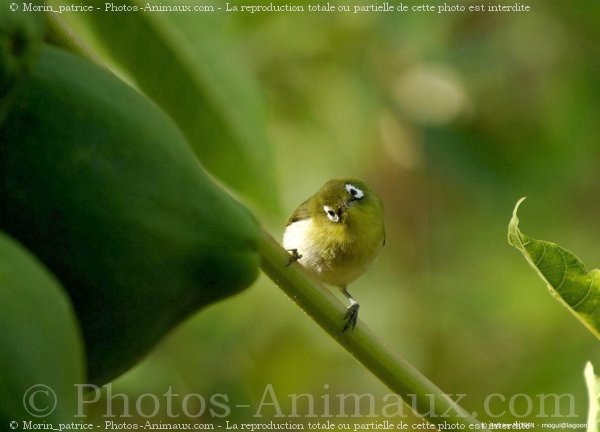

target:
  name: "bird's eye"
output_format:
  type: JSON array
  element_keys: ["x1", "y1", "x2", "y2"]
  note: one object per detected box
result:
[
  {"x1": 345, "y1": 184, "x2": 364, "y2": 200},
  {"x1": 323, "y1": 205, "x2": 340, "y2": 223}
]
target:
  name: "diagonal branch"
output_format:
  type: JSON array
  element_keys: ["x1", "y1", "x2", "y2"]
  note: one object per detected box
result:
[{"x1": 259, "y1": 228, "x2": 485, "y2": 429}]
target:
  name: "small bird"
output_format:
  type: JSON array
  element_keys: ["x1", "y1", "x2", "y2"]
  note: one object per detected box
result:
[{"x1": 283, "y1": 178, "x2": 385, "y2": 331}]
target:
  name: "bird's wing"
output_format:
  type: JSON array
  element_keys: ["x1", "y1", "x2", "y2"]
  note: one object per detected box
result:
[{"x1": 285, "y1": 198, "x2": 312, "y2": 226}]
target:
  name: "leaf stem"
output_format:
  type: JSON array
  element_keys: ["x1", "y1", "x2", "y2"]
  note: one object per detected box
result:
[{"x1": 259, "y1": 228, "x2": 485, "y2": 429}]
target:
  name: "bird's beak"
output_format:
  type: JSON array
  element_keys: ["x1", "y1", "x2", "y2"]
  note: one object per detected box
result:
[
  {"x1": 344, "y1": 198, "x2": 358, "y2": 208},
  {"x1": 337, "y1": 200, "x2": 355, "y2": 221}
]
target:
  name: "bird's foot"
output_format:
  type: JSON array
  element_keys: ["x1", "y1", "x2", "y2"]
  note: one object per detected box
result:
[
  {"x1": 343, "y1": 302, "x2": 360, "y2": 332},
  {"x1": 286, "y1": 249, "x2": 302, "y2": 267}
]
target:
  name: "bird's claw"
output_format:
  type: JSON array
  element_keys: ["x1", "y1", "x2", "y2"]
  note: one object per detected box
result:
[
  {"x1": 286, "y1": 249, "x2": 302, "y2": 267},
  {"x1": 343, "y1": 303, "x2": 359, "y2": 332}
]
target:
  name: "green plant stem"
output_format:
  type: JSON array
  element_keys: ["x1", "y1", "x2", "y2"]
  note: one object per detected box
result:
[{"x1": 259, "y1": 229, "x2": 485, "y2": 429}]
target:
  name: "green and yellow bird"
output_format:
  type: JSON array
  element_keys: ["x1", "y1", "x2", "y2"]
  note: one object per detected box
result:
[{"x1": 283, "y1": 178, "x2": 385, "y2": 331}]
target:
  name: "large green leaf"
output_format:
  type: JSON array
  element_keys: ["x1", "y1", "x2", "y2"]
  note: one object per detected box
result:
[
  {"x1": 0, "y1": 232, "x2": 85, "y2": 424},
  {"x1": 508, "y1": 197, "x2": 600, "y2": 339},
  {"x1": 47, "y1": 0, "x2": 277, "y2": 212},
  {"x1": 585, "y1": 362, "x2": 600, "y2": 432}
]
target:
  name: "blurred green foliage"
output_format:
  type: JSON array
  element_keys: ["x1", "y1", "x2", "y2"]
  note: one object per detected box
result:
[
  {"x1": 3, "y1": 0, "x2": 600, "y2": 428},
  {"x1": 585, "y1": 362, "x2": 600, "y2": 431},
  {"x1": 72, "y1": 0, "x2": 598, "y2": 428}
]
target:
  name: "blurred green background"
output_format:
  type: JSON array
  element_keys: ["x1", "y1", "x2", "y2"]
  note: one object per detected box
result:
[{"x1": 79, "y1": 0, "x2": 600, "y2": 427}]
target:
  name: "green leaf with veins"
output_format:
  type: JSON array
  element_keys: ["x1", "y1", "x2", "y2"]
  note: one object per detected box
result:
[{"x1": 508, "y1": 197, "x2": 600, "y2": 340}]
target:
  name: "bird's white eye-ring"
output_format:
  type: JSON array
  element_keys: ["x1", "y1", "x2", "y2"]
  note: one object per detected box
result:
[
  {"x1": 345, "y1": 184, "x2": 364, "y2": 200},
  {"x1": 323, "y1": 205, "x2": 340, "y2": 223}
]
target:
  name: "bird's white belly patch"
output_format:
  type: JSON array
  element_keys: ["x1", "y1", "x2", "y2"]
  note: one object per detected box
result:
[{"x1": 282, "y1": 219, "x2": 322, "y2": 272}]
